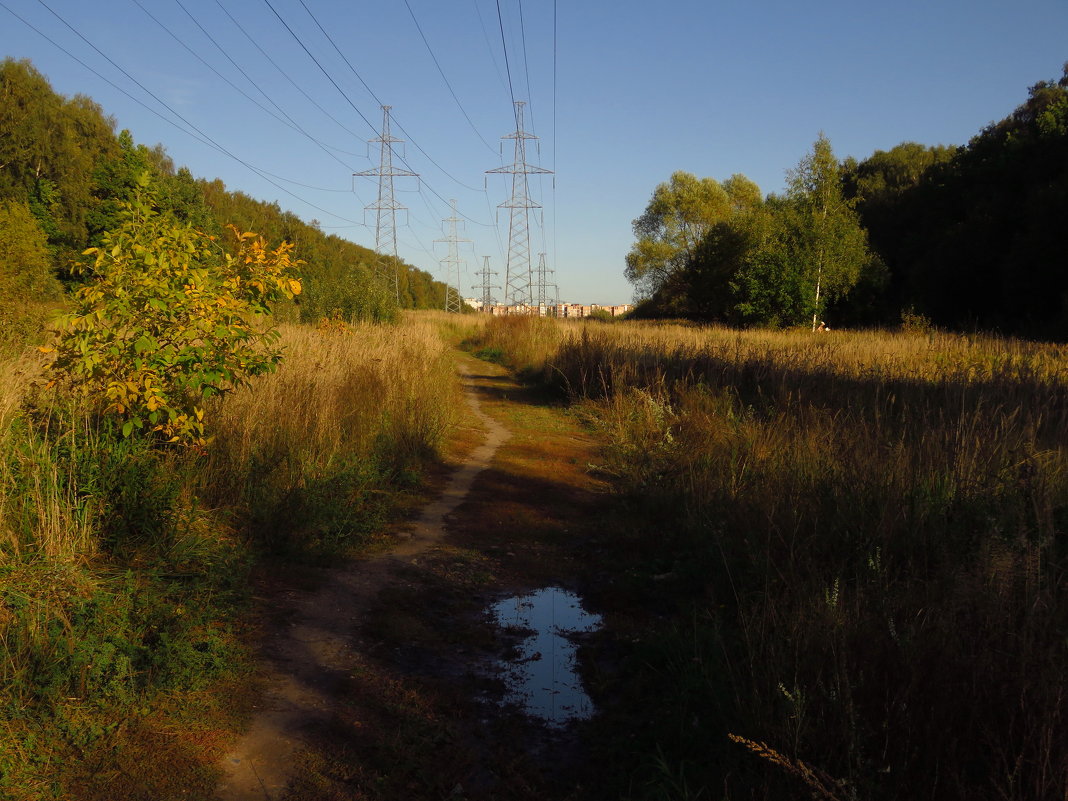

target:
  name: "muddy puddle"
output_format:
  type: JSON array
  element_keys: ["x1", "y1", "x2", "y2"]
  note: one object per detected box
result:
[{"x1": 488, "y1": 586, "x2": 601, "y2": 727}]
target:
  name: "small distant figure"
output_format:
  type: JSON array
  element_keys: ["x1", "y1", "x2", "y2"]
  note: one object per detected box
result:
[{"x1": 816, "y1": 320, "x2": 830, "y2": 333}]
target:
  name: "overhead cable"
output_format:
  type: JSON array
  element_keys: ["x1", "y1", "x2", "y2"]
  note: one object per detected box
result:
[
  {"x1": 131, "y1": 0, "x2": 360, "y2": 177},
  {"x1": 211, "y1": 0, "x2": 367, "y2": 148},
  {"x1": 293, "y1": 0, "x2": 486, "y2": 195},
  {"x1": 495, "y1": 0, "x2": 519, "y2": 127},
  {"x1": 28, "y1": 0, "x2": 366, "y2": 224},
  {"x1": 261, "y1": 0, "x2": 378, "y2": 135},
  {"x1": 472, "y1": 0, "x2": 510, "y2": 96},
  {"x1": 518, "y1": 0, "x2": 536, "y2": 134},
  {"x1": 402, "y1": 0, "x2": 497, "y2": 154}
]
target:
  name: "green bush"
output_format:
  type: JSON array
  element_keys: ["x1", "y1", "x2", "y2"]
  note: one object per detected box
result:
[{"x1": 44, "y1": 175, "x2": 302, "y2": 444}]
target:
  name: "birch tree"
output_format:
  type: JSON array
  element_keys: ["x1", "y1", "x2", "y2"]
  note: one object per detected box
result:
[{"x1": 786, "y1": 134, "x2": 871, "y2": 329}]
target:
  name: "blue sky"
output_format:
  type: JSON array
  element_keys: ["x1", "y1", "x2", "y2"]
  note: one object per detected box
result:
[{"x1": 1, "y1": 0, "x2": 1065, "y2": 305}]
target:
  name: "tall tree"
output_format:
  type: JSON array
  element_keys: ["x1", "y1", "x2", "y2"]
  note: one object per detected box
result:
[
  {"x1": 625, "y1": 171, "x2": 733, "y2": 300},
  {"x1": 836, "y1": 142, "x2": 954, "y2": 324},
  {"x1": 898, "y1": 65, "x2": 1068, "y2": 337},
  {"x1": 785, "y1": 133, "x2": 872, "y2": 329},
  {"x1": 0, "y1": 59, "x2": 118, "y2": 259}
]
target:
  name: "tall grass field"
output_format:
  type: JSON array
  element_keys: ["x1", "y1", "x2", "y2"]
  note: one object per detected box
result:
[
  {"x1": 0, "y1": 315, "x2": 460, "y2": 798},
  {"x1": 473, "y1": 316, "x2": 1068, "y2": 801}
]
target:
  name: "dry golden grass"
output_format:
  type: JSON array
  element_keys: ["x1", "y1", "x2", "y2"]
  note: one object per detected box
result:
[
  {"x1": 0, "y1": 316, "x2": 463, "y2": 560},
  {"x1": 204, "y1": 317, "x2": 458, "y2": 502},
  {"x1": 194, "y1": 317, "x2": 460, "y2": 553},
  {"x1": 0, "y1": 350, "x2": 102, "y2": 562},
  {"x1": 472, "y1": 315, "x2": 1068, "y2": 801},
  {"x1": 477, "y1": 315, "x2": 1068, "y2": 388}
]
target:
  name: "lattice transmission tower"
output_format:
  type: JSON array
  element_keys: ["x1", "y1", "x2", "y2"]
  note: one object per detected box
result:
[
  {"x1": 486, "y1": 101, "x2": 552, "y2": 309},
  {"x1": 533, "y1": 252, "x2": 558, "y2": 311},
  {"x1": 355, "y1": 105, "x2": 417, "y2": 303},
  {"x1": 436, "y1": 199, "x2": 470, "y2": 314},
  {"x1": 473, "y1": 256, "x2": 499, "y2": 311}
]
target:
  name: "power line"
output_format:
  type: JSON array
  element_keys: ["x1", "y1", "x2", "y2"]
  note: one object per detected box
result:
[
  {"x1": 25, "y1": 0, "x2": 366, "y2": 225},
  {"x1": 474, "y1": 255, "x2": 499, "y2": 309},
  {"x1": 495, "y1": 0, "x2": 519, "y2": 127},
  {"x1": 0, "y1": 1, "x2": 209, "y2": 150},
  {"x1": 356, "y1": 106, "x2": 418, "y2": 301},
  {"x1": 482, "y1": 184, "x2": 507, "y2": 261},
  {"x1": 402, "y1": 0, "x2": 497, "y2": 154},
  {"x1": 435, "y1": 199, "x2": 470, "y2": 313},
  {"x1": 130, "y1": 0, "x2": 361, "y2": 178},
  {"x1": 487, "y1": 101, "x2": 552, "y2": 307},
  {"x1": 534, "y1": 251, "x2": 557, "y2": 308},
  {"x1": 174, "y1": 0, "x2": 364, "y2": 168},
  {"x1": 517, "y1": 0, "x2": 535, "y2": 134},
  {"x1": 418, "y1": 184, "x2": 495, "y2": 229},
  {"x1": 472, "y1": 0, "x2": 510, "y2": 96},
  {"x1": 285, "y1": 0, "x2": 486, "y2": 198},
  {"x1": 211, "y1": 0, "x2": 367, "y2": 148},
  {"x1": 261, "y1": 0, "x2": 378, "y2": 135},
  {"x1": 549, "y1": 0, "x2": 560, "y2": 297}
]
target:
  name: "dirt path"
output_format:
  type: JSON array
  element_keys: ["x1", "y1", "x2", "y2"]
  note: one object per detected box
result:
[{"x1": 215, "y1": 360, "x2": 511, "y2": 800}]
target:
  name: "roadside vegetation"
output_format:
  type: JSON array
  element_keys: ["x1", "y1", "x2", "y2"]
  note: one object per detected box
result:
[
  {"x1": 1, "y1": 301, "x2": 459, "y2": 798},
  {"x1": 0, "y1": 55, "x2": 469, "y2": 797},
  {"x1": 471, "y1": 315, "x2": 1068, "y2": 801}
]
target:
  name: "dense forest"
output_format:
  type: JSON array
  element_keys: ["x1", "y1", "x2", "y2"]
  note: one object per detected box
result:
[
  {"x1": 628, "y1": 63, "x2": 1068, "y2": 340},
  {"x1": 0, "y1": 58, "x2": 451, "y2": 342}
]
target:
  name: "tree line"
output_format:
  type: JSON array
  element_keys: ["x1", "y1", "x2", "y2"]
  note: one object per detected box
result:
[
  {"x1": 0, "y1": 58, "x2": 451, "y2": 338},
  {"x1": 627, "y1": 63, "x2": 1068, "y2": 339}
]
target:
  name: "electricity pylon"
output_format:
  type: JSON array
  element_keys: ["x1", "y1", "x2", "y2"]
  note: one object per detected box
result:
[
  {"x1": 474, "y1": 256, "x2": 499, "y2": 311},
  {"x1": 355, "y1": 105, "x2": 417, "y2": 303},
  {"x1": 435, "y1": 199, "x2": 469, "y2": 314},
  {"x1": 486, "y1": 101, "x2": 552, "y2": 309},
  {"x1": 533, "y1": 252, "x2": 558, "y2": 312}
]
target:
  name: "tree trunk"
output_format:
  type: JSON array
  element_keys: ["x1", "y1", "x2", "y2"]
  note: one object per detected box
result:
[{"x1": 811, "y1": 251, "x2": 823, "y2": 332}]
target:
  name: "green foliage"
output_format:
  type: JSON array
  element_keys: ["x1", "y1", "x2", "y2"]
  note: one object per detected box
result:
[
  {"x1": 0, "y1": 199, "x2": 62, "y2": 346},
  {"x1": 88, "y1": 132, "x2": 220, "y2": 247},
  {"x1": 198, "y1": 180, "x2": 449, "y2": 319},
  {"x1": 625, "y1": 171, "x2": 760, "y2": 300},
  {"x1": 44, "y1": 176, "x2": 302, "y2": 444},
  {"x1": 727, "y1": 203, "x2": 813, "y2": 327},
  {"x1": 0, "y1": 557, "x2": 247, "y2": 792},
  {"x1": 635, "y1": 138, "x2": 874, "y2": 328},
  {"x1": 0, "y1": 59, "x2": 119, "y2": 263},
  {"x1": 629, "y1": 67, "x2": 1068, "y2": 338},
  {"x1": 586, "y1": 308, "x2": 617, "y2": 322},
  {"x1": 0, "y1": 199, "x2": 60, "y2": 302},
  {"x1": 0, "y1": 390, "x2": 252, "y2": 796},
  {"x1": 785, "y1": 133, "x2": 874, "y2": 328},
  {"x1": 844, "y1": 141, "x2": 956, "y2": 205},
  {"x1": 298, "y1": 263, "x2": 398, "y2": 324},
  {"x1": 843, "y1": 66, "x2": 1068, "y2": 337},
  {"x1": 1, "y1": 57, "x2": 454, "y2": 333}
]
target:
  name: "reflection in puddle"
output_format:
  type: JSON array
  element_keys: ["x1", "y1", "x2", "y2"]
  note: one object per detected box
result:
[{"x1": 489, "y1": 587, "x2": 601, "y2": 727}]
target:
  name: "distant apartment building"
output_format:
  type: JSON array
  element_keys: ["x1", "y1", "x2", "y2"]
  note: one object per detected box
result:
[
  {"x1": 554, "y1": 302, "x2": 633, "y2": 318},
  {"x1": 465, "y1": 300, "x2": 633, "y2": 318}
]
